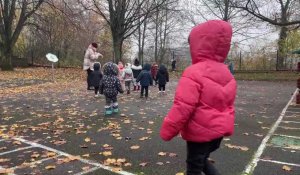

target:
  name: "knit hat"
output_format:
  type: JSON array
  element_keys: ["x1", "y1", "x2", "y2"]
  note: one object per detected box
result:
[{"x1": 91, "y1": 42, "x2": 98, "y2": 48}]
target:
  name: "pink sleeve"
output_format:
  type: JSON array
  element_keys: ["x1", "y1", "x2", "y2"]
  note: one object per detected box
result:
[{"x1": 160, "y1": 76, "x2": 201, "y2": 141}]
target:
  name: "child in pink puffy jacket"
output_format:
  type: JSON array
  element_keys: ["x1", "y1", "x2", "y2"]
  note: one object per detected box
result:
[{"x1": 160, "y1": 20, "x2": 237, "y2": 175}]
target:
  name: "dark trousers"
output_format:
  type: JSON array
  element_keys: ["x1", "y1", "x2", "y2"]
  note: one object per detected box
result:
[
  {"x1": 141, "y1": 86, "x2": 149, "y2": 97},
  {"x1": 86, "y1": 68, "x2": 93, "y2": 89},
  {"x1": 94, "y1": 86, "x2": 99, "y2": 94},
  {"x1": 159, "y1": 85, "x2": 165, "y2": 91},
  {"x1": 125, "y1": 81, "x2": 131, "y2": 92},
  {"x1": 105, "y1": 96, "x2": 118, "y2": 107},
  {"x1": 186, "y1": 138, "x2": 222, "y2": 175}
]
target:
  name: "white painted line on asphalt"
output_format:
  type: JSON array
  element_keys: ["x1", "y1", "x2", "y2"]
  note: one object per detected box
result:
[
  {"x1": 273, "y1": 134, "x2": 300, "y2": 140},
  {"x1": 260, "y1": 159, "x2": 300, "y2": 167},
  {"x1": 12, "y1": 137, "x2": 136, "y2": 175},
  {"x1": 0, "y1": 146, "x2": 34, "y2": 156},
  {"x1": 268, "y1": 145, "x2": 300, "y2": 150},
  {"x1": 278, "y1": 126, "x2": 300, "y2": 130},
  {"x1": 285, "y1": 111, "x2": 300, "y2": 113},
  {"x1": 282, "y1": 121, "x2": 300, "y2": 124},
  {"x1": 243, "y1": 89, "x2": 298, "y2": 174}
]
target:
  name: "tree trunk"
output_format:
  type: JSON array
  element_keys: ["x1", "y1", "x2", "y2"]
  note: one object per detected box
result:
[
  {"x1": 223, "y1": 0, "x2": 230, "y2": 21},
  {"x1": 113, "y1": 37, "x2": 123, "y2": 63},
  {"x1": 141, "y1": 17, "x2": 147, "y2": 65},
  {"x1": 0, "y1": 46, "x2": 14, "y2": 71},
  {"x1": 277, "y1": 26, "x2": 288, "y2": 70},
  {"x1": 154, "y1": 10, "x2": 159, "y2": 63}
]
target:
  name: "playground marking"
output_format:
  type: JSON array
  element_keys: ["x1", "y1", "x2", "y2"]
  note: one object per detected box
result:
[
  {"x1": 281, "y1": 121, "x2": 300, "y2": 124},
  {"x1": 285, "y1": 110, "x2": 300, "y2": 113},
  {"x1": 10, "y1": 137, "x2": 135, "y2": 175},
  {"x1": 278, "y1": 126, "x2": 300, "y2": 130},
  {"x1": 259, "y1": 159, "x2": 300, "y2": 167},
  {"x1": 243, "y1": 89, "x2": 298, "y2": 174},
  {"x1": 0, "y1": 146, "x2": 34, "y2": 156},
  {"x1": 273, "y1": 134, "x2": 300, "y2": 140}
]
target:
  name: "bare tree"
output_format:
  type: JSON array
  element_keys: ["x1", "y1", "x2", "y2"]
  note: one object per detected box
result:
[
  {"x1": 232, "y1": 0, "x2": 300, "y2": 69},
  {"x1": 78, "y1": 0, "x2": 172, "y2": 63},
  {"x1": 0, "y1": 0, "x2": 45, "y2": 70}
]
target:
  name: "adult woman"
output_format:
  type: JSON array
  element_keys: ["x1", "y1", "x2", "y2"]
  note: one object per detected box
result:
[{"x1": 83, "y1": 43, "x2": 103, "y2": 90}]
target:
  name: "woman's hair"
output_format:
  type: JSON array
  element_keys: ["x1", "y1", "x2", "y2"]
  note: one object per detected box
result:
[{"x1": 91, "y1": 42, "x2": 98, "y2": 48}]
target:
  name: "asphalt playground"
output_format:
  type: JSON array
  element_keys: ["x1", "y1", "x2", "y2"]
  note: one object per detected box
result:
[{"x1": 0, "y1": 78, "x2": 298, "y2": 175}]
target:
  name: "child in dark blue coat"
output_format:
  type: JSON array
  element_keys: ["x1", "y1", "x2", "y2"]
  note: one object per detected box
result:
[
  {"x1": 155, "y1": 65, "x2": 169, "y2": 95},
  {"x1": 136, "y1": 63, "x2": 153, "y2": 98},
  {"x1": 90, "y1": 62, "x2": 103, "y2": 97}
]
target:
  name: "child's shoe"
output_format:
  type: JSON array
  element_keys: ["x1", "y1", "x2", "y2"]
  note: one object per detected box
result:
[
  {"x1": 112, "y1": 103, "x2": 119, "y2": 113},
  {"x1": 105, "y1": 107, "x2": 112, "y2": 115},
  {"x1": 113, "y1": 108, "x2": 119, "y2": 113},
  {"x1": 95, "y1": 94, "x2": 99, "y2": 98}
]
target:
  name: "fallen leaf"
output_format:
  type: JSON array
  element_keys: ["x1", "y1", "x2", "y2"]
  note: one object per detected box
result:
[
  {"x1": 282, "y1": 165, "x2": 292, "y2": 171},
  {"x1": 176, "y1": 173, "x2": 184, "y2": 175},
  {"x1": 158, "y1": 152, "x2": 167, "y2": 156},
  {"x1": 139, "y1": 162, "x2": 148, "y2": 167},
  {"x1": 31, "y1": 153, "x2": 40, "y2": 158},
  {"x1": 68, "y1": 155, "x2": 80, "y2": 161},
  {"x1": 84, "y1": 137, "x2": 91, "y2": 142},
  {"x1": 139, "y1": 137, "x2": 149, "y2": 141},
  {"x1": 112, "y1": 167, "x2": 122, "y2": 172},
  {"x1": 0, "y1": 158, "x2": 10, "y2": 163},
  {"x1": 156, "y1": 162, "x2": 164, "y2": 165},
  {"x1": 124, "y1": 162, "x2": 132, "y2": 167},
  {"x1": 130, "y1": 145, "x2": 140, "y2": 150},
  {"x1": 46, "y1": 152, "x2": 56, "y2": 157},
  {"x1": 82, "y1": 166, "x2": 90, "y2": 171},
  {"x1": 82, "y1": 154, "x2": 89, "y2": 158},
  {"x1": 225, "y1": 144, "x2": 249, "y2": 151},
  {"x1": 45, "y1": 165, "x2": 56, "y2": 170},
  {"x1": 102, "y1": 151, "x2": 112, "y2": 156},
  {"x1": 124, "y1": 119, "x2": 131, "y2": 124},
  {"x1": 0, "y1": 168, "x2": 14, "y2": 174},
  {"x1": 117, "y1": 158, "x2": 126, "y2": 163},
  {"x1": 13, "y1": 141, "x2": 21, "y2": 145},
  {"x1": 169, "y1": 153, "x2": 177, "y2": 157}
]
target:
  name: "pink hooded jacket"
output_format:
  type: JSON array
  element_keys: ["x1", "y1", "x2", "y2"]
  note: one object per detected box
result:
[{"x1": 160, "y1": 20, "x2": 237, "y2": 142}]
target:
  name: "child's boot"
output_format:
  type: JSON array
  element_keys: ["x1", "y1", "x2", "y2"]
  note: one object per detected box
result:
[
  {"x1": 137, "y1": 86, "x2": 140, "y2": 91},
  {"x1": 133, "y1": 86, "x2": 136, "y2": 91},
  {"x1": 105, "y1": 106, "x2": 112, "y2": 115},
  {"x1": 127, "y1": 90, "x2": 130, "y2": 95},
  {"x1": 112, "y1": 103, "x2": 119, "y2": 113}
]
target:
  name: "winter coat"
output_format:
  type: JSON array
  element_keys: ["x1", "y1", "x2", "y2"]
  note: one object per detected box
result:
[
  {"x1": 83, "y1": 45, "x2": 103, "y2": 70},
  {"x1": 90, "y1": 63, "x2": 103, "y2": 87},
  {"x1": 160, "y1": 20, "x2": 237, "y2": 143},
  {"x1": 156, "y1": 65, "x2": 169, "y2": 86},
  {"x1": 131, "y1": 64, "x2": 142, "y2": 78},
  {"x1": 136, "y1": 64, "x2": 153, "y2": 87},
  {"x1": 100, "y1": 62, "x2": 124, "y2": 97},
  {"x1": 122, "y1": 67, "x2": 134, "y2": 82}
]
